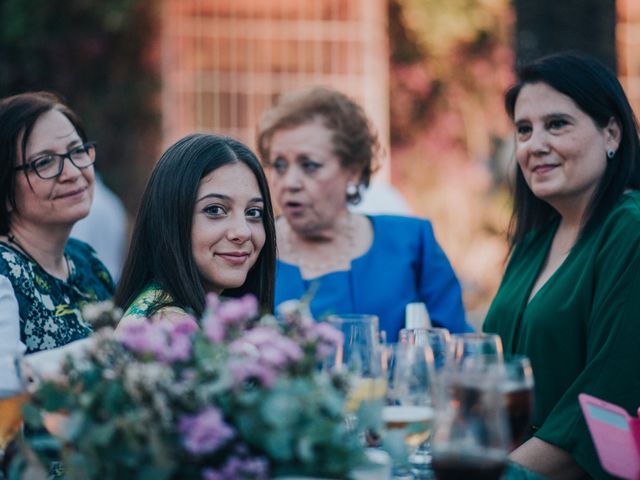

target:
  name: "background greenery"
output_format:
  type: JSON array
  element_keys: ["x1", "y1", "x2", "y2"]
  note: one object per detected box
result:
[{"x1": 0, "y1": 0, "x2": 161, "y2": 212}]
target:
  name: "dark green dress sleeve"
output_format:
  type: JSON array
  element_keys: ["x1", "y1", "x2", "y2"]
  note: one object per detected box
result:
[{"x1": 484, "y1": 192, "x2": 640, "y2": 479}]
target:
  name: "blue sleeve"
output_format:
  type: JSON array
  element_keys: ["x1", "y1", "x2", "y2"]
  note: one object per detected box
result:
[{"x1": 417, "y1": 220, "x2": 472, "y2": 333}]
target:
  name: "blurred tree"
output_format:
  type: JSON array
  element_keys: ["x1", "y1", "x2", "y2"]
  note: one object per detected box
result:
[
  {"x1": 513, "y1": 0, "x2": 617, "y2": 71},
  {"x1": 0, "y1": 0, "x2": 161, "y2": 212},
  {"x1": 388, "y1": 0, "x2": 515, "y2": 315},
  {"x1": 389, "y1": 0, "x2": 513, "y2": 163}
]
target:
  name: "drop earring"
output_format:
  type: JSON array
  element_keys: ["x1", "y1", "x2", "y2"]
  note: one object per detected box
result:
[
  {"x1": 607, "y1": 148, "x2": 616, "y2": 159},
  {"x1": 345, "y1": 182, "x2": 361, "y2": 205}
]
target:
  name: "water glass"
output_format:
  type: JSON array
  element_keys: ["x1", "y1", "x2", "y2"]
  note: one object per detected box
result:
[{"x1": 446, "y1": 332, "x2": 504, "y2": 370}]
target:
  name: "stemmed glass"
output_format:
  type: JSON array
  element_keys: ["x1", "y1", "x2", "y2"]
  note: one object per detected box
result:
[
  {"x1": 431, "y1": 365, "x2": 511, "y2": 480},
  {"x1": 398, "y1": 327, "x2": 451, "y2": 478},
  {"x1": 383, "y1": 343, "x2": 436, "y2": 479},
  {"x1": 0, "y1": 352, "x2": 28, "y2": 479},
  {"x1": 400, "y1": 327, "x2": 451, "y2": 371},
  {"x1": 327, "y1": 314, "x2": 386, "y2": 436}
]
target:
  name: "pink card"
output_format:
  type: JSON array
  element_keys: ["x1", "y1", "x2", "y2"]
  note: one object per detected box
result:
[{"x1": 579, "y1": 393, "x2": 640, "y2": 480}]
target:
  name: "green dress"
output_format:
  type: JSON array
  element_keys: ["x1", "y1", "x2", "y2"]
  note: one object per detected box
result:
[{"x1": 483, "y1": 191, "x2": 640, "y2": 479}]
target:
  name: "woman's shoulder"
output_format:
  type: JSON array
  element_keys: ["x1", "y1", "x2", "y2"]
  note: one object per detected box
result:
[
  {"x1": 367, "y1": 213, "x2": 431, "y2": 230},
  {"x1": 367, "y1": 214, "x2": 433, "y2": 242},
  {"x1": 66, "y1": 238, "x2": 114, "y2": 289},
  {"x1": 120, "y1": 284, "x2": 187, "y2": 324},
  {"x1": 597, "y1": 191, "x2": 640, "y2": 238}
]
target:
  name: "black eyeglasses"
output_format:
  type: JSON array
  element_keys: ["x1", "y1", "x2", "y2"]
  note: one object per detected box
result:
[{"x1": 14, "y1": 141, "x2": 97, "y2": 179}]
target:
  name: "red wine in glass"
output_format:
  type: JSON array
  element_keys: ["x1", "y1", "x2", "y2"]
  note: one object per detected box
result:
[
  {"x1": 432, "y1": 451, "x2": 507, "y2": 480},
  {"x1": 504, "y1": 384, "x2": 534, "y2": 448}
]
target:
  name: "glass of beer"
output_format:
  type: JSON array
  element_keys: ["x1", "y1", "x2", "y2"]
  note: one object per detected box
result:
[
  {"x1": 0, "y1": 352, "x2": 28, "y2": 477},
  {"x1": 383, "y1": 343, "x2": 436, "y2": 479}
]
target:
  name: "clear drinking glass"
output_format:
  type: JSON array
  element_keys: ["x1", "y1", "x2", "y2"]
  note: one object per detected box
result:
[
  {"x1": 446, "y1": 332, "x2": 504, "y2": 370},
  {"x1": 397, "y1": 327, "x2": 451, "y2": 478},
  {"x1": 327, "y1": 314, "x2": 386, "y2": 438},
  {"x1": 462, "y1": 354, "x2": 535, "y2": 450},
  {"x1": 0, "y1": 352, "x2": 28, "y2": 479},
  {"x1": 431, "y1": 366, "x2": 511, "y2": 480},
  {"x1": 383, "y1": 343, "x2": 436, "y2": 479},
  {"x1": 400, "y1": 327, "x2": 451, "y2": 371},
  {"x1": 501, "y1": 355, "x2": 535, "y2": 449}
]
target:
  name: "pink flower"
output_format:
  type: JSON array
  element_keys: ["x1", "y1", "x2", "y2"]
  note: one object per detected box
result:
[
  {"x1": 202, "y1": 455, "x2": 268, "y2": 480},
  {"x1": 179, "y1": 407, "x2": 234, "y2": 455},
  {"x1": 202, "y1": 313, "x2": 225, "y2": 343},
  {"x1": 230, "y1": 327, "x2": 303, "y2": 368},
  {"x1": 117, "y1": 319, "x2": 166, "y2": 356},
  {"x1": 229, "y1": 359, "x2": 277, "y2": 388},
  {"x1": 217, "y1": 295, "x2": 258, "y2": 326},
  {"x1": 308, "y1": 322, "x2": 344, "y2": 360},
  {"x1": 117, "y1": 315, "x2": 198, "y2": 362}
]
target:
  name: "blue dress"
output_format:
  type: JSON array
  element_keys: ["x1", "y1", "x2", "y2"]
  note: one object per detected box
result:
[{"x1": 275, "y1": 215, "x2": 471, "y2": 341}]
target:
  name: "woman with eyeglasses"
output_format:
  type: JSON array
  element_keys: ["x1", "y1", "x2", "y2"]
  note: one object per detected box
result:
[{"x1": 0, "y1": 91, "x2": 114, "y2": 359}]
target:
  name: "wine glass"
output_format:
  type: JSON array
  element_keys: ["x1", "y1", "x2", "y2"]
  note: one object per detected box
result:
[
  {"x1": 383, "y1": 343, "x2": 436, "y2": 479},
  {"x1": 397, "y1": 327, "x2": 451, "y2": 478},
  {"x1": 431, "y1": 365, "x2": 511, "y2": 480},
  {"x1": 401, "y1": 327, "x2": 451, "y2": 371},
  {"x1": 327, "y1": 314, "x2": 386, "y2": 436},
  {"x1": 0, "y1": 352, "x2": 28, "y2": 479},
  {"x1": 446, "y1": 332, "x2": 504, "y2": 370}
]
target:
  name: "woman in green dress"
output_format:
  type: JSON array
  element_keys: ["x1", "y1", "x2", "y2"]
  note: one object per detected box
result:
[
  {"x1": 483, "y1": 51, "x2": 640, "y2": 479},
  {"x1": 114, "y1": 133, "x2": 276, "y2": 324}
]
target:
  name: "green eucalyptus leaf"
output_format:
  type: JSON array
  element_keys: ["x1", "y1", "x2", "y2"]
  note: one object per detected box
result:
[{"x1": 21, "y1": 402, "x2": 43, "y2": 427}]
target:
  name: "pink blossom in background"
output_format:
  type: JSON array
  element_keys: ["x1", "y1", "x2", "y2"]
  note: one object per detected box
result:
[{"x1": 179, "y1": 407, "x2": 234, "y2": 455}]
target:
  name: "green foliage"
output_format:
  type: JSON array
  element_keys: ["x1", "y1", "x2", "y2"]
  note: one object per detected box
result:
[{"x1": 16, "y1": 298, "x2": 365, "y2": 479}]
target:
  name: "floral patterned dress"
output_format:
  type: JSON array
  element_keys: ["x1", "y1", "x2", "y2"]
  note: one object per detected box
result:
[
  {"x1": 119, "y1": 283, "x2": 189, "y2": 325},
  {"x1": 0, "y1": 238, "x2": 114, "y2": 354}
]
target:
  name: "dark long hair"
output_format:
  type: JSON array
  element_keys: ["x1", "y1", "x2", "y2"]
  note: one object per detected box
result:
[
  {"x1": 505, "y1": 51, "x2": 640, "y2": 248},
  {"x1": 115, "y1": 133, "x2": 276, "y2": 316},
  {"x1": 0, "y1": 91, "x2": 87, "y2": 234}
]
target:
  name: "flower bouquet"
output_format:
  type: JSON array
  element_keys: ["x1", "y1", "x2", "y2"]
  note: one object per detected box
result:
[{"x1": 16, "y1": 296, "x2": 367, "y2": 480}]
